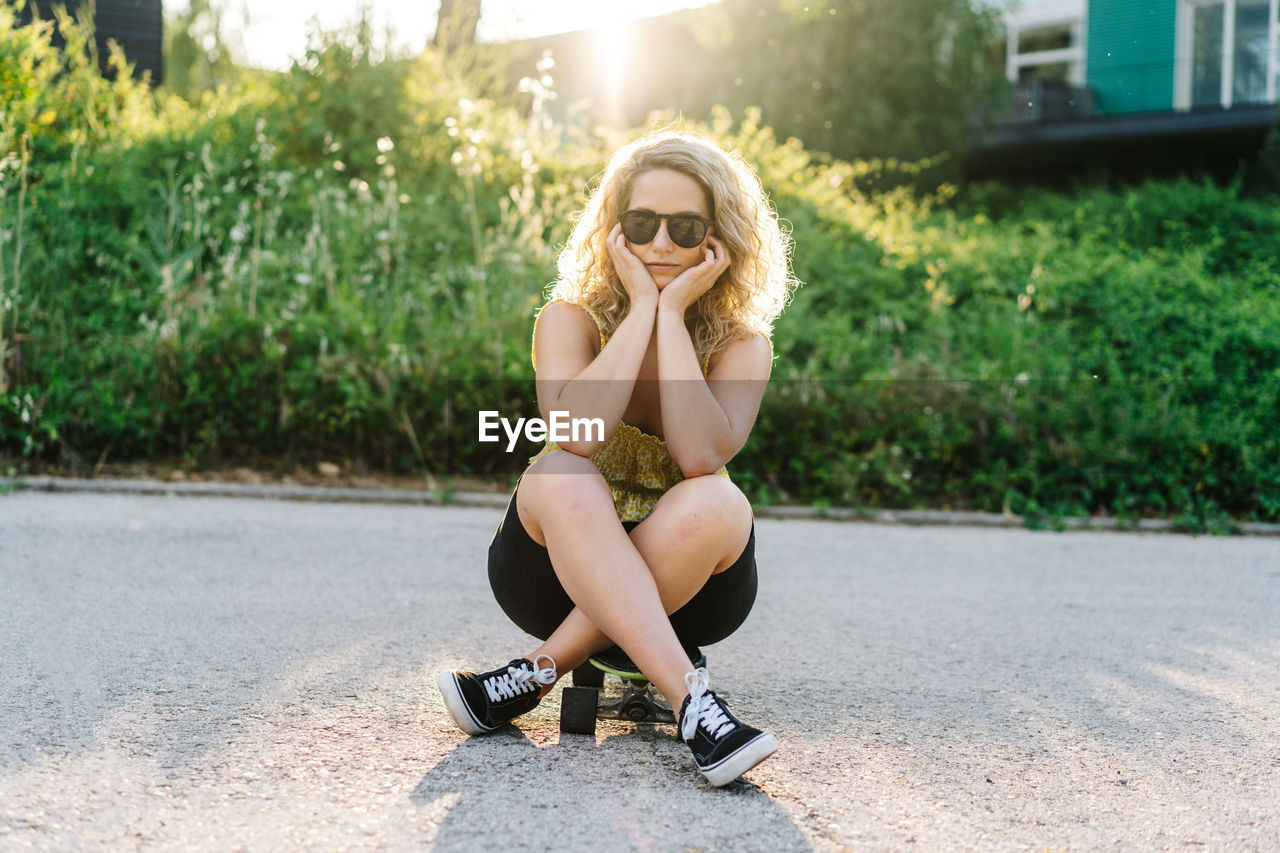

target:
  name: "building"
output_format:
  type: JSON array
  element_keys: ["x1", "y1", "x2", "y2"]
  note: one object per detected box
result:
[
  {"x1": 12, "y1": 0, "x2": 163, "y2": 84},
  {"x1": 971, "y1": 0, "x2": 1280, "y2": 180}
]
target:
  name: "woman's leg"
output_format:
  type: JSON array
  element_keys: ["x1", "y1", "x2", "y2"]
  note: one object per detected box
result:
[{"x1": 517, "y1": 450, "x2": 752, "y2": 706}]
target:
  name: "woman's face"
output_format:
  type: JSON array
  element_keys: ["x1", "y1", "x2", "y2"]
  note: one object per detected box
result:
[{"x1": 622, "y1": 168, "x2": 711, "y2": 289}]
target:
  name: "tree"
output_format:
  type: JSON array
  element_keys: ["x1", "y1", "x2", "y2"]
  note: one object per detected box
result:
[
  {"x1": 162, "y1": 0, "x2": 240, "y2": 102},
  {"x1": 698, "y1": 0, "x2": 1006, "y2": 167},
  {"x1": 433, "y1": 0, "x2": 479, "y2": 53}
]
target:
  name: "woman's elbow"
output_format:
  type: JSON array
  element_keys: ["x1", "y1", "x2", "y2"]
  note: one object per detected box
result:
[
  {"x1": 672, "y1": 434, "x2": 746, "y2": 477},
  {"x1": 671, "y1": 449, "x2": 728, "y2": 479},
  {"x1": 557, "y1": 439, "x2": 604, "y2": 458}
]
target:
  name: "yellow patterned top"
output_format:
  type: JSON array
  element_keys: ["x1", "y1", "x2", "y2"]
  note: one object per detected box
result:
[{"x1": 527, "y1": 300, "x2": 731, "y2": 522}]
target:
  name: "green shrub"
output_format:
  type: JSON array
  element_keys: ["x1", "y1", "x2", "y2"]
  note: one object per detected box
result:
[{"x1": 1, "y1": 11, "x2": 1276, "y2": 528}]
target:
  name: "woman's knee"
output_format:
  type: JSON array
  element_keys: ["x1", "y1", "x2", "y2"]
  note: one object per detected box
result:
[
  {"x1": 518, "y1": 450, "x2": 612, "y2": 543},
  {"x1": 657, "y1": 476, "x2": 753, "y2": 563},
  {"x1": 671, "y1": 475, "x2": 751, "y2": 524}
]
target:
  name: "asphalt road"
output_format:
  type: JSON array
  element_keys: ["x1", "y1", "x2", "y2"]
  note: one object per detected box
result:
[{"x1": 1, "y1": 491, "x2": 1278, "y2": 851}]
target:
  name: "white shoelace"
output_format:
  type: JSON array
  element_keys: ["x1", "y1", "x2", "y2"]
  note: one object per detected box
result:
[
  {"x1": 681, "y1": 667, "x2": 735, "y2": 742},
  {"x1": 484, "y1": 654, "x2": 557, "y2": 703}
]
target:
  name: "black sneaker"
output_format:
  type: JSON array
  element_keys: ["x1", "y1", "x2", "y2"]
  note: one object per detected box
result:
[
  {"x1": 437, "y1": 655, "x2": 557, "y2": 735},
  {"x1": 677, "y1": 669, "x2": 778, "y2": 787}
]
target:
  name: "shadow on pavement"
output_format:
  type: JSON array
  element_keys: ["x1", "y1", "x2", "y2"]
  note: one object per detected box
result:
[{"x1": 410, "y1": 726, "x2": 814, "y2": 851}]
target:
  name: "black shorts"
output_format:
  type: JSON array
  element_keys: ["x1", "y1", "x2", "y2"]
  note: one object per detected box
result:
[{"x1": 487, "y1": 484, "x2": 758, "y2": 648}]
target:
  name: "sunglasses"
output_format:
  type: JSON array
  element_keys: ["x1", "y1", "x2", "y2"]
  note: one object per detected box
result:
[{"x1": 618, "y1": 209, "x2": 713, "y2": 249}]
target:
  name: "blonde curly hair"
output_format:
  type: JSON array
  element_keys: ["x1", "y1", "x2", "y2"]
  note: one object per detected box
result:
[{"x1": 549, "y1": 130, "x2": 797, "y2": 364}]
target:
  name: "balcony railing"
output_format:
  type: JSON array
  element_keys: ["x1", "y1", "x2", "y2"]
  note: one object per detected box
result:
[
  {"x1": 1001, "y1": 52, "x2": 1280, "y2": 126},
  {"x1": 1002, "y1": 80, "x2": 1096, "y2": 124}
]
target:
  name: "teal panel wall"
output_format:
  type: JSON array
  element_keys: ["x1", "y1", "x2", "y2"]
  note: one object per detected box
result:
[{"x1": 1087, "y1": 0, "x2": 1179, "y2": 113}]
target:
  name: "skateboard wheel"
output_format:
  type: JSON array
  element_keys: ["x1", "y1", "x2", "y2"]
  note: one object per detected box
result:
[
  {"x1": 571, "y1": 663, "x2": 604, "y2": 688},
  {"x1": 623, "y1": 699, "x2": 650, "y2": 722},
  {"x1": 560, "y1": 686, "x2": 598, "y2": 735}
]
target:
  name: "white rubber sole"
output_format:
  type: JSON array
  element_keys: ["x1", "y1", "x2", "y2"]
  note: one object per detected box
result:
[
  {"x1": 436, "y1": 671, "x2": 491, "y2": 736},
  {"x1": 699, "y1": 732, "x2": 780, "y2": 787}
]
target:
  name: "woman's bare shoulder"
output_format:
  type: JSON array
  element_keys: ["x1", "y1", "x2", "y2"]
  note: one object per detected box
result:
[
  {"x1": 707, "y1": 332, "x2": 773, "y2": 379},
  {"x1": 536, "y1": 300, "x2": 600, "y2": 344},
  {"x1": 533, "y1": 301, "x2": 601, "y2": 371},
  {"x1": 538, "y1": 299, "x2": 597, "y2": 329}
]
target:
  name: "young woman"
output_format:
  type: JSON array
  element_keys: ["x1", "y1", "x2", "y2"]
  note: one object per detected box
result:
[{"x1": 438, "y1": 130, "x2": 795, "y2": 787}]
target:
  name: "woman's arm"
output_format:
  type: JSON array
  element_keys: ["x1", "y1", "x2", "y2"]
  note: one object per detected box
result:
[
  {"x1": 656, "y1": 315, "x2": 771, "y2": 477},
  {"x1": 655, "y1": 237, "x2": 771, "y2": 476},
  {"x1": 534, "y1": 300, "x2": 655, "y2": 456},
  {"x1": 534, "y1": 226, "x2": 662, "y2": 456}
]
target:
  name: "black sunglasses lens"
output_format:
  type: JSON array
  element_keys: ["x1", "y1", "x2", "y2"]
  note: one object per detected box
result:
[
  {"x1": 619, "y1": 211, "x2": 708, "y2": 247},
  {"x1": 620, "y1": 212, "x2": 659, "y2": 244},
  {"x1": 668, "y1": 216, "x2": 707, "y2": 248}
]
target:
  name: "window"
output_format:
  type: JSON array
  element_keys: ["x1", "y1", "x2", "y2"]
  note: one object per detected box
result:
[
  {"x1": 1234, "y1": 0, "x2": 1272, "y2": 103},
  {"x1": 1191, "y1": 1, "x2": 1226, "y2": 107},
  {"x1": 1005, "y1": 1, "x2": 1086, "y2": 86},
  {"x1": 1178, "y1": 0, "x2": 1280, "y2": 108},
  {"x1": 1018, "y1": 62, "x2": 1072, "y2": 85},
  {"x1": 1020, "y1": 25, "x2": 1075, "y2": 54}
]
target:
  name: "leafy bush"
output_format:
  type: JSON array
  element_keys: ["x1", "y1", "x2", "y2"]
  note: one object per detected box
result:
[
  {"x1": 1, "y1": 10, "x2": 1276, "y2": 529},
  {"x1": 749, "y1": 172, "x2": 1280, "y2": 525}
]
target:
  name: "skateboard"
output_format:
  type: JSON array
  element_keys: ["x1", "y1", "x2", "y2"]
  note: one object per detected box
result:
[{"x1": 559, "y1": 644, "x2": 705, "y2": 735}]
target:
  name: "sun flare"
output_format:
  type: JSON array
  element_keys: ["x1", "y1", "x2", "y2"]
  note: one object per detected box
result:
[{"x1": 593, "y1": 10, "x2": 633, "y2": 123}]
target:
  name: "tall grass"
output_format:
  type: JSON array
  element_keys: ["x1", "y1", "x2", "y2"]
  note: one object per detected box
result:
[{"x1": 1, "y1": 8, "x2": 1277, "y2": 527}]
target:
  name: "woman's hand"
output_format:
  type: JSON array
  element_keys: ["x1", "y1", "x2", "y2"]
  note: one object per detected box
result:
[
  {"x1": 658, "y1": 236, "x2": 730, "y2": 315},
  {"x1": 606, "y1": 224, "x2": 660, "y2": 309}
]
